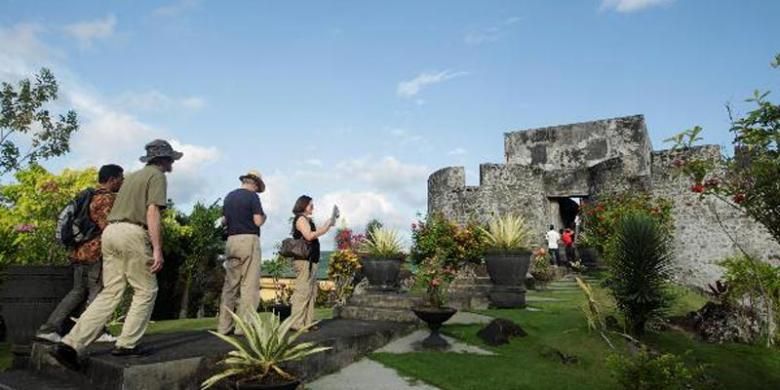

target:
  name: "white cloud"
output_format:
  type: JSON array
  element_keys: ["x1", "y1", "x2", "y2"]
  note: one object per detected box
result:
[
  {"x1": 464, "y1": 16, "x2": 521, "y2": 46},
  {"x1": 63, "y1": 15, "x2": 116, "y2": 47},
  {"x1": 116, "y1": 90, "x2": 206, "y2": 112},
  {"x1": 164, "y1": 140, "x2": 221, "y2": 204},
  {"x1": 336, "y1": 156, "x2": 428, "y2": 194},
  {"x1": 600, "y1": 0, "x2": 674, "y2": 13},
  {"x1": 0, "y1": 23, "x2": 59, "y2": 79},
  {"x1": 448, "y1": 148, "x2": 467, "y2": 156},
  {"x1": 153, "y1": 0, "x2": 200, "y2": 17},
  {"x1": 303, "y1": 159, "x2": 323, "y2": 167},
  {"x1": 397, "y1": 70, "x2": 468, "y2": 98}
]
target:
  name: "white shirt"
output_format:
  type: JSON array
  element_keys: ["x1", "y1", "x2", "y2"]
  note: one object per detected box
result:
[{"x1": 546, "y1": 230, "x2": 561, "y2": 249}]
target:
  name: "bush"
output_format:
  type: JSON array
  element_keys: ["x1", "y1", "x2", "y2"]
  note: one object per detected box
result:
[
  {"x1": 607, "y1": 348, "x2": 700, "y2": 390},
  {"x1": 608, "y1": 212, "x2": 674, "y2": 337},
  {"x1": 410, "y1": 212, "x2": 486, "y2": 268},
  {"x1": 719, "y1": 254, "x2": 780, "y2": 343},
  {"x1": 579, "y1": 192, "x2": 674, "y2": 260},
  {"x1": 530, "y1": 248, "x2": 556, "y2": 289}
]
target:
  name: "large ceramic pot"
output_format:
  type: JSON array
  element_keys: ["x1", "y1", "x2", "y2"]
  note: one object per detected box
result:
[
  {"x1": 485, "y1": 250, "x2": 532, "y2": 286},
  {"x1": 236, "y1": 379, "x2": 301, "y2": 390},
  {"x1": 484, "y1": 250, "x2": 531, "y2": 308},
  {"x1": 0, "y1": 265, "x2": 72, "y2": 365},
  {"x1": 412, "y1": 306, "x2": 457, "y2": 350},
  {"x1": 268, "y1": 303, "x2": 291, "y2": 323},
  {"x1": 360, "y1": 256, "x2": 403, "y2": 292}
]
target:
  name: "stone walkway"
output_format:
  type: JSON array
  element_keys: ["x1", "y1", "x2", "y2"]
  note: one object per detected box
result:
[{"x1": 308, "y1": 310, "x2": 494, "y2": 390}]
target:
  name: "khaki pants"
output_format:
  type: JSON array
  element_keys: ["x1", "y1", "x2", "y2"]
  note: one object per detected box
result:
[
  {"x1": 217, "y1": 234, "x2": 261, "y2": 334},
  {"x1": 289, "y1": 260, "x2": 318, "y2": 330},
  {"x1": 63, "y1": 223, "x2": 158, "y2": 353}
]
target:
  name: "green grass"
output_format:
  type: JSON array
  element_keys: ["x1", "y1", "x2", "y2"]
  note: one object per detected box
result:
[
  {"x1": 371, "y1": 275, "x2": 780, "y2": 390},
  {"x1": 109, "y1": 307, "x2": 334, "y2": 335}
]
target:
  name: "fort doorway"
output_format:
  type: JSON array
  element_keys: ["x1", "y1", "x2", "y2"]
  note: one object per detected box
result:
[{"x1": 548, "y1": 197, "x2": 586, "y2": 230}]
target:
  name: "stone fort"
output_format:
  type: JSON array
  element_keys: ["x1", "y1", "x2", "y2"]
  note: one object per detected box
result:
[{"x1": 428, "y1": 115, "x2": 780, "y2": 288}]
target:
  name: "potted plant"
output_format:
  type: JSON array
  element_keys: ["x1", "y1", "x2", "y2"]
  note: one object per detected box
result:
[
  {"x1": 411, "y1": 253, "x2": 458, "y2": 349},
  {"x1": 201, "y1": 309, "x2": 331, "y2": 390},
  {"x1": 479, "y1": 214, "x2": 533, "y2": 308},
  {"x1": 264, "y1": 255, "x2": 293, "y2": 322},
  {"x1": 358, "y1": 227, "x2": 406, "y2": 292},
  {"x1": 529, "y1": 248, "x2": 557, "y2": 291}
]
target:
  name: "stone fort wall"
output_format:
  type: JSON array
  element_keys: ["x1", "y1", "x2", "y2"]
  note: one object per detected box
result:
[{"x1": 429, "y1": 115, "x2": 780, "y2": 288}]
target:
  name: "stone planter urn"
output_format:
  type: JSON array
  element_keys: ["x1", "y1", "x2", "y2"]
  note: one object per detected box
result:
[
  {"x1": 0, "y1": 265, "x2": 72, "y2": 367},
  {"x1": 360, "y1": 256, "x2": 403, "y2": 292},
  {"x1": 411, "y1": 306, "x2": 457, "y2": 350},
  {"x1": 484, "y1": 250, "x2": 531, "y2": 308}
]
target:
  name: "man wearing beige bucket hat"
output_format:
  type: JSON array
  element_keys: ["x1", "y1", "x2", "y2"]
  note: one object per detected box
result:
[
  {"x1": 52, "y1": 140, "x2": 182, "y2": 369},
  {"x1": 217, "y1": 170, "x2": 267, "y2": 334}
]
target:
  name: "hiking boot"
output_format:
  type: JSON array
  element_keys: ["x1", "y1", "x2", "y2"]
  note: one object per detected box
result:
[
  {"x1": 96, "y1": 333, "x2": 117, "y2": 343},
  {"x1": 35, "y1": 332, "x2": 62, "y2": 343},
  {"x1": 111, "y1": 346, "x2": 147, "y2": 357},
  {"x1": 50, "y1": 343, "x2": 80, "y2": 371}
]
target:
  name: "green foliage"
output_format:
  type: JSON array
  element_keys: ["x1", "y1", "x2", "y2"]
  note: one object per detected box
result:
[
  {"x1": 201, "y1": 310, "x2": 330, "y2": 388},
  {"x1": 410, "y1": 212, "x2": 487, "y2": 267},
  {"x1": 607, "y1": 349, "x2": 699, "y2": 390},
  {"x1": 1, "y1": 68, "x2": 79, "y2": 176},
  {"x1": 414, "y1": 253, "x2": 458, "y2": 308},
  {"x1": 365, "y1": 219, "x2": 383, "y2": 241},
  {"x1": 0, "y1": 164, "x2": 96, "y2": 265},
  {"x1": 359, "y1": 227, "x2": 405, "y2": 258},
  {"x1": 579, "y1": 192, "x2": 674, "y2": 259},
  {"x1": 720, "y1": 254, "x2": 780, "y2": 343},
  {"x1": 479, "y1": 214, "x2": 532, "y2": 251},
  {"x1": 530, "y1": 248, "x2": 557, "y2": 289},
  {"x1": 265, "y1": 254, "x2": 293, "y2": 305},
  {"x1": 608, "y1": 213, "x2": 674, "y2": 337}
]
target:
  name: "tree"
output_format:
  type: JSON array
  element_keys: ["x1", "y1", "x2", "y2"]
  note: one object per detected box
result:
[
  {"x1": 177, "y1": 200, "x2": 224, "y2": 318},
  {"x1": 0, "y1": 164, "x2": 96, "y2": 265},
  {"x1": 1, "y1": 68, "x2": 79, "y2": 176}
]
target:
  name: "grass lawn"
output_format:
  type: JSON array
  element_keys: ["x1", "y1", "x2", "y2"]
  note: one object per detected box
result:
[{"x1": 372, "y1": 275, "x2": 780, "y2": 390}]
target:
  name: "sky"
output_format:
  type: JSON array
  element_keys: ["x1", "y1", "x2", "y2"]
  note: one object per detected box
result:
[{"x1": 1, "y1": 0, "x2": 778, "y2": 256}]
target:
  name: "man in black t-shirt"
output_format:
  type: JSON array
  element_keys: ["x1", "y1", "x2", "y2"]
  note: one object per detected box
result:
[{"x1": 217, "y1": 170, "x2": 266, "y2": 335}]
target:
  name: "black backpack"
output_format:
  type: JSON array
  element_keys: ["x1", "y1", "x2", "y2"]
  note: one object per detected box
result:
[{"x1": 56, "y1": 188, "x2": 99, "y2": 248}]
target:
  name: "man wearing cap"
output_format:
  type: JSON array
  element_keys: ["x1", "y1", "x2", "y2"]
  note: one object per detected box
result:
[
  {"x1": 216, "y1": 170, "x2": 267, "y2": 335},
  {"x1": 52, "y1": 140, "x2": 182, "y2": 369}
]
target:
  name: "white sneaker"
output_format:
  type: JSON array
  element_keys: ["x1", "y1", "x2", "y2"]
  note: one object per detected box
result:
[
  {"x1": 96, "y1": 333, "x2": 117, "y2": 343},
  {"x1": 35, "y1": 332, "x2": 62, "y2": 343}
]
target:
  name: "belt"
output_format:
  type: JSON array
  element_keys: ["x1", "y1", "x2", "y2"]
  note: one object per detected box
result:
[{"x1": 109, "y1": 220, "x2": 148, "y2": 230}]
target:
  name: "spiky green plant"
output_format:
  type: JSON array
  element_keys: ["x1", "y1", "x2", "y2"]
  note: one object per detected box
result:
[
  {"x1": 480, "y1": 214, "x2": 532, "y2": 251},
  {"x1": 359, "y1": 227, "x2": 405, "y2": 258},
  {"x1": 607, "y1": 212, "x2": 674, "y2": 338},
  {"x1": 201, "y1": 310, "x2": 331, "y2": 389}
]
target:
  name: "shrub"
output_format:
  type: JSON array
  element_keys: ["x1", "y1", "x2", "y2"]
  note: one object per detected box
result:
[
  {"x1": 414, "y1": 253, "x2": 458, "y2": 308},
  {"x1": 530, "y1": 248, "x2": 556, "y2": 289},
  {"x1": 480, "y1": 214, "x2": 532, "y2": 252},
  {"x1": 358, "y1": 227, "x2": 404, "y2": 258},
  {"x1": 608, "y1": 212, "x2": 674, "y2": 337},
  {"x1": 720, "y1": 254, "x2": 780, "y2": 343},
  {"x1": 579, "y1": 192, "x2": 674, "y2": 261},
  {"x1": 327, "y1": 248, "x2": 361, "y2": 305},
  {"x1": 607, "y1": 348, "x2": 699, "y2": 390},
  {"x1": 410, "y1": 212, "x2": 487, "y2": 268}
]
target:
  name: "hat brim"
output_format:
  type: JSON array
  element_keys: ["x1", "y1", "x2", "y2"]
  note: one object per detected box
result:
[
  {"x1": 139, "y1": 151, "x2": 184, "y2": 163},
  {"x1": 239, "y1": 175, "x2": 266, "y2": 193}
]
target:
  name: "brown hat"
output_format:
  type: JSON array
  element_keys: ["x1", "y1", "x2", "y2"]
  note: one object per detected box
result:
[
  {"x1": 139, "y1": 139, "x2": 184, "y2": 163},
  {"x1": 239, "y1": 170, "x2": 266, "y2": 193}
]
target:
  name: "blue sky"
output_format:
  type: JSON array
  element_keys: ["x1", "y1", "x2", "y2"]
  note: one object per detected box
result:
[{"x1": 1, "y1": 0, "x2": 778, "y2": 254}]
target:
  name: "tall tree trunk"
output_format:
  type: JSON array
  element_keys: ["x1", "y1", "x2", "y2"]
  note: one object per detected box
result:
[{"x1": 179, "y1": 275, "x2": 192, "y2": 319}]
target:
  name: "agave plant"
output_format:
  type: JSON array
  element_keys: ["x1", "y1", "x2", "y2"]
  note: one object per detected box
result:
[
  {"x1": 359, "y1": 227, "x2": 405, "y2": 258},
  {"x1": 201, "y1": 310, "x2": 331, "y2": 389},
  {"x1": 480, "y1": 214, "x2": 532, "y2": 251}
]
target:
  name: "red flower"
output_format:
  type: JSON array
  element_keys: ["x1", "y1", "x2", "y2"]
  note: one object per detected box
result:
[
  {"x1": 733, "y1": 193, "x2": 746, "y2": 204},
  {"x1": 690, "y1": 184, "x2": 705, "y2": 193}
]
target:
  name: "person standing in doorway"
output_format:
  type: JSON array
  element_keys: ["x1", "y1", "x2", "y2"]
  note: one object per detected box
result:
[
  {"x1": 217, "y1": 170, "x2": 266, "y2": 335},
  {"x1": 546, "y1": 225, "x2": 561, "y2": 266},
  {"x1": 36, "y1": 164, "x2": 124, "y2": 344},
  {"x1": 562, "y1": 228, "x2": 575, "y2": 267},
  {"x1": 52, "y1": 139, "x2": 182, "y2": 370}
]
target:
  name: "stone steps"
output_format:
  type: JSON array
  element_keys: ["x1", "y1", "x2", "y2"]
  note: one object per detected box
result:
[{"x1": 0, "y1": 369, "x2": 89, "y2": 390}]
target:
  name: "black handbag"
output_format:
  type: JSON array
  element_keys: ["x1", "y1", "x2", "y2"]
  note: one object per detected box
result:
[{"x1": 279, "y1": 237, "x2": 310, "y2": 259}]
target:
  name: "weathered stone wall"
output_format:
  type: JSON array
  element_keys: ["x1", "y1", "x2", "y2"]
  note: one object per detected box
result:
[
  {"x1": 429, "y1": 116, "x2": 780, "y2": 289},
  {"x1": 651, "y1": 147, "x2": 780, "y2": 287},
  {"x1": 505, "y1": 115, "x2": 653, "y2": 177}
]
